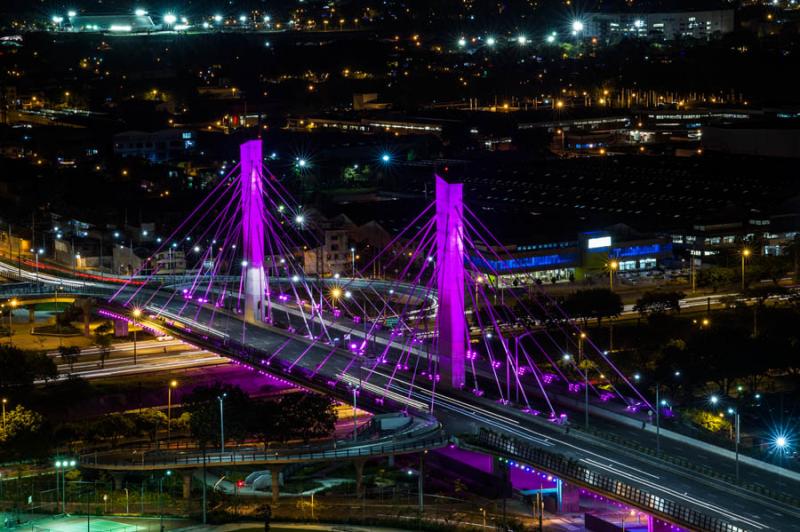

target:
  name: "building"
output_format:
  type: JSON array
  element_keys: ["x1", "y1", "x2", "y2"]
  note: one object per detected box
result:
[
  {"x1": 113, "y1": 130, "x2": 196, "y2": 162},
  {"x1": 69, "y1": 14, "x2": 157, "y2": 33},
  {"x1": 152, "y1": 250, "x2": 186, "y2": 275},
  {"x1": 587, "y1": 9, "x2": 734, "y2": 42},
  {"x1": 474, "y1": 229, "x2": 672, "y2": 286},
  {"x1": 303, "y1": 229, "x2": 353, "y2": 276}
]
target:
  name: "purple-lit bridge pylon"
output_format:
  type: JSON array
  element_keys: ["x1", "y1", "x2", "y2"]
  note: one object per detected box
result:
[
  {"x1": 100, "y1": 139, "x2": 791, "y2": 532},
  {"x1": 111, "y1": 138, "x2": 650, "y2": 421}
]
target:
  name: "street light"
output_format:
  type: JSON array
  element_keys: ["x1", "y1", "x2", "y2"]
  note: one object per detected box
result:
[
  {"x1": 578, "y1": 332, "x2": 589, "y2": 429},
  {"x1": 167, "y1": 380, "x2": 178, "y2": 445},
  {"x1": 159, "y1": 470, "x2": 172, "y2": 532},
  {"x1": 217, "y1": 393, "x2": 227, "y2": 453},
  {"x1": 1, "y1": 398, "x2": 7, "y2": 430},
  {"x1": 741, "y1": 248, "x2": 751, "y2": 290},
  {"x1": 350, "y1": 247, "x2": 356, "y2": 277},
  {"x1": 608, "y1": 259, "x2": 618, "y2": 290},
  {"x1": 572, "y1": 20, "x2": 584, "y2": 33},
  {"x1": 132, "y1": 308, "x2": 142, "y2": 365},
  {"x1": 163, "y1": 13, "x2": 177, "y2": 26}
]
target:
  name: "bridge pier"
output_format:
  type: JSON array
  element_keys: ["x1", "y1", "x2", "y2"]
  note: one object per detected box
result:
[
  {"x1": 556, "y1": 480, "x2": 580, "y2": 513},
  {"x1": 270, "y1": 466, "x2": 282, "y2": 504},
  {"x1": 182, "y1": 472, "x2": 192, "y2": 499},
  {"x1": 28, "y1": 307, "x2": 35, "y2": 323},
  {"x1": 354, "y1": 459, "x2": 366, "y2": 497}
]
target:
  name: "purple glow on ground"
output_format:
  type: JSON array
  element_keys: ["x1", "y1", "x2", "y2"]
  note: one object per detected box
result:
[{"x1": 436, "y1": 445, "x2": 494, "y2": 474}]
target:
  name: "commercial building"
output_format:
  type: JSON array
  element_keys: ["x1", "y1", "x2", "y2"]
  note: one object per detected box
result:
[
  {"x1": 474, "y1": 230, "x2": 673, "y2": 286},
  {"x1": 587, "y1": 9, "x2": 734, "y2": 42},
  {"x1": 68, "y1": 14, "x2": 157, "y2": 33},
  {"x1": 113, "y1": 130, "x2": 196, "y2": 162}
]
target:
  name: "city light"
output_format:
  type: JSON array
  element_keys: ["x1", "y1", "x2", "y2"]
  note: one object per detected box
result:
[
  {"x1": 709, "y1": 395, "x2": 719, "y2": 405},
  {"x1": 52, "y1": 16, "x2": 64, "y2": 24},
  {"x1": 163, "y1": 13, "x2": 177, "y2": 25},
  {"x1": 68, "y1": 10, "x2": 77, "y2": 17},
  {"x1": 134, "y1": 9, "x2": 148, "y2": 16},
  {"x1": 297, "y1": 158, "x2": 307, "y2": 168},
  {"x1": 214, "y1": 14, "x2": 223, "y2": 23},
  {"x1": 457, "y1": 37, "x2": 467, "y2": 48},
  {"x1": 546, "y1": 34, "x2": 556, "y2": 44},
  {"x1": 294, "y1": 214, "x2": 305, "y2": 225},
  {"x1": 572, "y1": 20, "x2": 585, "y2": 33},
  {"x1": 486, "y1": 36, "x2": 496, "y2": 46},
  {"x1": 516, "y1": 35, "x2": 528, "y2": 45},
  {"x1": 381, "y1": 153, "x2": 391, "y2": 163}
]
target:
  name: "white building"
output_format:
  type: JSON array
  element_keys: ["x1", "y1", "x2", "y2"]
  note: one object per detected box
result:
[{"x1": 587, "y1": 9, "x2": 734, "y2": 42}]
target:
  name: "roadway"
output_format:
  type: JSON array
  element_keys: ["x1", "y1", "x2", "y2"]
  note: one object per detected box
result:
[
  {"x1": 128, "y1": 293, "x2": 800, "y2": 531},
  {"x1": 3, "y1": 263, "x2": 800, "y2": 529}
]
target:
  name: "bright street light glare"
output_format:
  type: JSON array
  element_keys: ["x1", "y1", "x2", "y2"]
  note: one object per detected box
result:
[
  {"x1": 486, "y1": 36, "x2": 496, "y2": 46},
  {"x1": 163, "y1": 13, "x2": 177, "y2": 25},
  {"x1": 381, "y1": 153, "x2": 391, "y2": 163},
  {"x1": 294, "y1": 214, "x2": 305, "y2": 224},
  {"x1": 457, "y1": 37, "x2": 467, "y2": 47},
  {"x1": 68, "y1": 10, "x2": 77, "y2": 17},
  {"x1": 709, "y1": 395, "x2": 719, "y2": 404},
  {"x1": 134, "y1": 9, "x2": 147, "y2": 16},
  {"x1": 52, "y1": 16, "x2": 64, "y2": 24},
  {"x1": 572, "y1": 20, "x2": 584, "y2": 33},
  {"x1": 214, "y1": 14, "x2": 223, "y2": 22},
  {"x1": 776, "y1": 436, "x2": 788, "y2": 448},
  {"x1": 546, "y1": 34, "x2": 556, "y2": 43},
  {"x1": 517, "y1": 35, "x2": 527, "y2": 45}
]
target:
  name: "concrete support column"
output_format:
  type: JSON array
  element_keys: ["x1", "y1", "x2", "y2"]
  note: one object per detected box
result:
[
  {"x1": 387, "y1": 454, "x2": 395, "y2": 467},
  {"x1": 556, "y1": 480, "x2": 580, "y2": 513},
  {"x1": 354, "y1": 459, "x2": 366, "y2": 497},
  {"x1": 270, "y1": 466, "x2": 282, "y2": 504},
  {"x1": 28, "y1": 308, "x2": 35, "y2": 323},
  {"x1": 182, "y1": 472, "x2": 192, "y2": 499}
]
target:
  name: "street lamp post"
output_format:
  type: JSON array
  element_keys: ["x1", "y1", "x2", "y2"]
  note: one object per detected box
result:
[
  {"x1": 159, "y1": 470, "x2": 172, "y2": 532},
  {"x1": 217, "y1": 393, "x2": 227, "y2": 453},
  {"x1": 8, "y1": 299, "x2": 17, "y2": 345},
  {"x1": 167, "y1": 380, "x2": 178, "y2": 445},
  {"x1": 579, "y1": 332, "x2": 588, "y2": 429},
  {"x1": 608, "y1": 260, "x2": 619, "y2": 290},
  {"x1": 741, "y1": 248, "x2": 751, "y2": 290},
  {"x1": 132, "y1": 308, "x2": 142, "y2": 365},
  {"x1": 1, "y1": 398, "x2": 7, "y2": 430},
  {"x1": 350, "y1": 247, "x2": 356, "y2": 277},
  {"x1": 351, "y1": 383, "x2": 359, "y2": 441}
]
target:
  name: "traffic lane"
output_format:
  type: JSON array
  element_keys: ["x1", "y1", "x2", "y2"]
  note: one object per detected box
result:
[
  {"x1": 441, "y1": 388, "x2": 800, "y2": 532},
  {"x1": 138, "y1": 297, "x2": 795, "y2": 529}
]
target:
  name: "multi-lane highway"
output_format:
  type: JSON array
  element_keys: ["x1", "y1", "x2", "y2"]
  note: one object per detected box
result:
[{"x1": 3, "y1": 262, "x2": 800, "y2": 530}]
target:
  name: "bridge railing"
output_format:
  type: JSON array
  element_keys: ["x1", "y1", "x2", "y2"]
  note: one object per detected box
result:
[
  {"x1": 80, "y1": 435, "x2": 449, "y2": 469},
  {"x1": 472, "y1": 429, "x2": 745, "y2": 532}
]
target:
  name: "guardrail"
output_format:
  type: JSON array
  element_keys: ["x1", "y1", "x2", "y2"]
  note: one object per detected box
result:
[
  {"x1": 472, "y1": 428, "x2": 746, "y2": 532},
  {"x1": 80, "y1": 435, "x2": 449, "y2": 470}
]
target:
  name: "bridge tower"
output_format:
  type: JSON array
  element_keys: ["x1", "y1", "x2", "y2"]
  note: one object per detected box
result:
[
  {"x1": 240, "y1": 140, "x2": 269, "y2": 324},
  {"x1": 436, "y1": 175, "x2": 466, "y2": 389}
]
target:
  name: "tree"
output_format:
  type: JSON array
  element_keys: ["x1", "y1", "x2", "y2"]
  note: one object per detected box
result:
[
  {"x1": 0, "y1": 346, "x2": 57, "y2": 391},
  {"x1": 562, "y1": 288, "x2": 623, "y2": 326},
  {"x1": 182, "y1": 383, "x2": 252, "y2": 449},
  {"x1": 0, "y1": 405, "x2": 50, "y2": 460},
  {"x1": 697, "y1": 267, "x2": 735, "y2": 292},
  {"x1": 278, "y1": 393, "x2": 337, "y2": 443},
  {"x1": 129, "y1": 409, "x2": 168, "y2": 441},
  {"x1": 634, "y1": 290, "x2": 686, "y2": 316},
  {"x1": 247, "y1": 400, "x2": 280, "y2": 448},
  {"x1": 94, "y1": 333, "x2": 112, "y2": 368},
  {"x1": 88, "y1": 413, "x2": 136, "y2": 446},
  {"x1": 58, "y1": 345, "x2": 81, "y2": 373}
]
